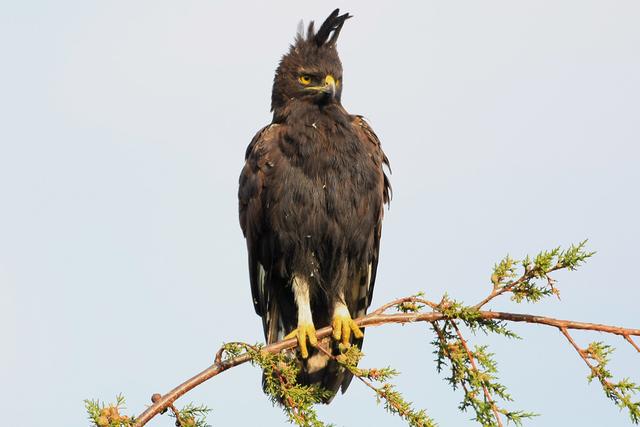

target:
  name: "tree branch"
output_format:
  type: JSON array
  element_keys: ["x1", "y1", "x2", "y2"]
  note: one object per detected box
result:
[{"x1": 132, "y1": 298, "x2": 640, "y2": 427}]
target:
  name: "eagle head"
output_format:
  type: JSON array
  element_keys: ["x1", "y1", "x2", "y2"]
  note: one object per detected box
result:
[{"x1": 271, "y1": 9, "x2": 352, "y2": 115}]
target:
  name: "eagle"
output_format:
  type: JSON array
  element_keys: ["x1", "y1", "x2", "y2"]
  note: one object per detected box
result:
[{"x1": 238, "y1": 9, "x2": 391, "y2": 402}]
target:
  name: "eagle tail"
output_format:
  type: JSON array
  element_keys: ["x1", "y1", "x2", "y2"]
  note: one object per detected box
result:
[{"x1": 297, "y1": 329, "x2": 365, "y2": 403}]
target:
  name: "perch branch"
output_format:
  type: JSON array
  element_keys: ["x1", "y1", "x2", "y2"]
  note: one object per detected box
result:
[{"x1": 132, "y1": 296, "x2": 639, "y2": 427}]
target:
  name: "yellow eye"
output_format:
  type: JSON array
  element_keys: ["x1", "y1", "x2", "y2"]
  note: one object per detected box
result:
[{"x1": 298, "y1": 75, "x2": 312, "y2": 85}]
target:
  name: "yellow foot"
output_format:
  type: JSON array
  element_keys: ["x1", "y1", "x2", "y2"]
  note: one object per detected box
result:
[
  {"x1": 332, "y1": 312, "x2": 364, "y2": 347},
  {"x1": 284, "y1": 323, "x2": 317, "y2": 359}
]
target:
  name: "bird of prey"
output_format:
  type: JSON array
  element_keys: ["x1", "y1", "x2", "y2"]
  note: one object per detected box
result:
[{"x1": 238, "y1": 9, "x2": 391, "y2": 401}]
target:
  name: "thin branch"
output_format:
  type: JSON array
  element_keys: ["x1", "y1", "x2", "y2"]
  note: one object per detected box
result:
[
  {"x1": 559, "y1": 328, "x2": 627, "y2": 400},
  {"x1": 133, "y1": 301, "x2": 639, "y2": 427},
  {"x1": 560, "y1": 327, "x2": 594, "y2": 370},
  {"x1": 625, "y1": 335, "x2": 640, "y2": 353},
  {"x1": 477, "y1": 312, "x2": 640, "y2": 336},
  {"x1": 561, "y1": 328, "x2": 640, "y2": 423},
  {"x1": 168, "y1": 404, "x2": 181, "y2": 427},
  {"x1": 451, "y1": 321, "x2": 503, "y2": 427}
]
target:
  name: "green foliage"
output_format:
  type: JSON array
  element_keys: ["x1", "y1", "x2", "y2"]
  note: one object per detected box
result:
[
  {"x1": 490, "y1": 240, "x2": 594, "y2": 304},
  {"x1": 168, "y1": 404, "x2": 212, "y2": 427},
  {"x1": 431, "y1": 322, "x2": 535, "y2": 426},
  {"x1": 335, "y1": 346, "x2": 437, "y2": 427},
  {"x1": 439, "y1": 296, "x2": 520, "y2": 339},
  {"x1": 396, "y1": 292, "x2": 428, "y2": 313},
  {"x1": 491, "y1": 255, "x2": 518, "y2": 286},
  {"x1": 439, "y1": 296, "x2": 481, "y2": 321},
  {"x1": 397, "y1": 301, "x2": 426, "y2": 313},
  {"x1": 337, "y1": 346, "x2": 399, "y2": 383},
  {"x1": 84, "y1": 395, "x2": 133, "y2": 427},
  {"x1": 221, "y1": 343, "x2": 333, "y2": 427},
  {"x1": 224, "y1": 342, "x2": 437, "y2": 427},
  {"x1": 376, "y1": 383, "x2": 436, "y2": 427},
  {"x1": 584, "y1": 342, "x2": 640, "y2": 423},
  {"x1": 558, "y1": 240, "x2": 596, "y2": 270},
  {"x1": 84, "y1": 395, "x2": 210, "y2": 427}
]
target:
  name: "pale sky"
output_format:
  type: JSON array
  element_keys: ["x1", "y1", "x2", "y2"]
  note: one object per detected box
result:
[{"x1": 1, "y1": 1, "x2": 639, "y2": 426}]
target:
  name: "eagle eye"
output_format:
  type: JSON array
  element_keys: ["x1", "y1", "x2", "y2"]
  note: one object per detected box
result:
[{"x1": 298, "y1": 75, "x2": 312, "y2": 85}]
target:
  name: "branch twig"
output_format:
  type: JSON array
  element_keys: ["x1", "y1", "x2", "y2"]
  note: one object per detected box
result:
[
  {"x1": 625, "y1": 335, "x2": 640, "y2": 353},
  {"x1": 474, "y1": 265, "x2": 564, "y2": 309},
  {"x1": 560, "y1": 327, "x2": 595, "y2": 371}
]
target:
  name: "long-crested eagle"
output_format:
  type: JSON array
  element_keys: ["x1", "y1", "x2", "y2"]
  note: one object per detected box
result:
[{"x1": 238, "y1": 9, "x2": 391, "y2": 402}]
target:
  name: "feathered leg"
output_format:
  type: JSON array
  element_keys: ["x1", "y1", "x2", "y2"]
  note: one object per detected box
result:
[{"x1": 284, "y1": 275, "x2": 317, "y2": 358}]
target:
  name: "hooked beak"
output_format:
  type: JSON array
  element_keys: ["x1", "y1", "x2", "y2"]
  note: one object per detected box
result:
[
  {"x1": 305, "y1": 75, "x2": 338, "y2": 98},
  {"x1": 321, "y1": 75, "x2": 337, "y2": 98}
]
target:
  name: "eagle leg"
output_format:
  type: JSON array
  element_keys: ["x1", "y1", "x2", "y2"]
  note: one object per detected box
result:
[
  {"x1": 284, "y1": 275, "x2": 317, "y2": 358},
  {"x1": 331, "y1": 301, "x2": 363, "y2": 347}
]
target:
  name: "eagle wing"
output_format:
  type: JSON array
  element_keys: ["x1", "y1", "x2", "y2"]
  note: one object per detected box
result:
[
  {"x1": 330, "y1": 115, "x2": 391, "y2": 394},
  {"x1": 238, "y1": 124, "x2": 290, "y2": 343},
  {"x1": 351, "y1": 115, "x2": 391, "y2": 315}
]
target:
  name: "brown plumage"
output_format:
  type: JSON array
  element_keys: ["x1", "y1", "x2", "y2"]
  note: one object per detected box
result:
[{"x1": 238, "y1": 9, "x2": 391, "y2": 402}]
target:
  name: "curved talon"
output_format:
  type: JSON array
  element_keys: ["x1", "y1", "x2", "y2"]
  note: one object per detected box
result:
[
  {"x1": 284, "y1": 323, "x2": 317, "y2": 358},
  {"x1": 332, "y1": 314, "x2": 363, "y2": 347}
]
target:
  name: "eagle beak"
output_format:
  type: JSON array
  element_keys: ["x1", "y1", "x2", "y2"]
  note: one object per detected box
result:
[
  {"x1": 304, "y1": 75, "x2": 338, "y2": 98},
  {"x1": 322, "y1": 75, "x2": 337, "y2": 98}
]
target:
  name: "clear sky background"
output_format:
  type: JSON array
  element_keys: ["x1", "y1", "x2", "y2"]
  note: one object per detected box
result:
[{"x1": 1, "y1": 1, "x2": 639, "y2": 426}]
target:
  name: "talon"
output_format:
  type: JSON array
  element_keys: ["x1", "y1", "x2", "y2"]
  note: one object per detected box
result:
[
  {"x1": 332, "y1": 311, "x2": 363, "y2": 347},
  {"x1": 285, "y1": 323, "x2": 317, "y2": 358}
]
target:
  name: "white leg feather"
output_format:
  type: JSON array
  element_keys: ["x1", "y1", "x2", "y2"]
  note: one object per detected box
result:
[
  {"x1": 292, "y1": 275, "x2": 313, "y2": 326},
  {"x1": 286, "y1": 275, "x2": 317, "y2": 358}
]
